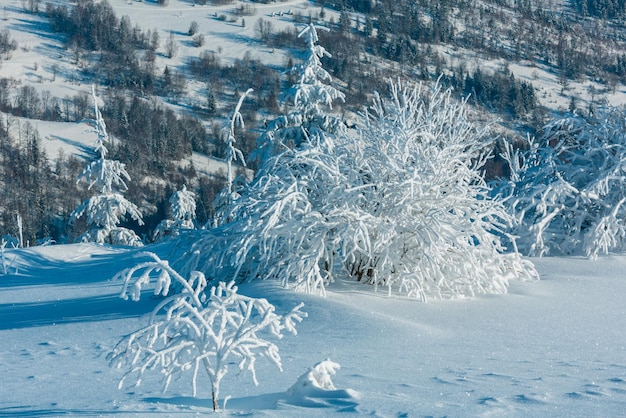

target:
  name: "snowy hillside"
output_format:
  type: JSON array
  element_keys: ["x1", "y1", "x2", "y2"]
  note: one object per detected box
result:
[
  {"x1": 1, "y1": 242, "x2": 625, "y2": 416},
  {"x1": 2, "y1": 0, "x2": 625, "y2": 169}
]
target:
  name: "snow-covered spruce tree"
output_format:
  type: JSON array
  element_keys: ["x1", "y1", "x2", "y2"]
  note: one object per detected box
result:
[
  {"x1": 494, "y1": 106, "x2": 626, "y2": 259},
  {"x1": 109, "y1": 252, "x2": 306, "y2": 411},
  {"x1": 179, "y1": 81, "x2": 537, "y2": 300},
  {"x1": 70, "y1": 86, "x2": 144, "y2": 247},
  {"x1": 255, "y1": 23, "x2": 345, "y2": 160},
  {"x1": 153, "y1": 185, "x2": 197, "y2": 241}
]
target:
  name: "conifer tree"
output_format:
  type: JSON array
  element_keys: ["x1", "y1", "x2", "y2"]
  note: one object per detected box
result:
[
  {"x1": 153, "y1": 185, "x2": 196, "y2": 241},
  {"x1": 70, "y1": 86, "x2": 144, "y2": 246},
  {"x1": 256, "y1": 23, "x2": 345, "y2": 159}
]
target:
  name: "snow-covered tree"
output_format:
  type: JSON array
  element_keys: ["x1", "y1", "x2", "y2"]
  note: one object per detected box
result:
[
  {"x1": 335, "y1": 82, "x2": 538, "y2": 298},
  {"x1": 225, "y1": 89, "x2": 252, "y2": 195},
  {"x1": 494, "y1": 106, "x2": 626, "y2": 259},
  {"x1": 212, "y1": 89, "x2": 252, "y2": 227},
  {"x1": 178, "y1": 81, "x2": 537, "y2": 300},
  {"x1": 109, "y1": 252, "x2": 306, "y2": 411},
  {"x1": 256, "y1": 23, "x2": 345, "y2": 160},
  {"x1": 153, "y1": 185, "x2": 196, "y2": 241},
  {"x1": 70, "y1": 86, "x2": 144, "y2": 247}
]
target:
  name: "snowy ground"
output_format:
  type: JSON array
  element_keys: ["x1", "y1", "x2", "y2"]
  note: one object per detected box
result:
[{"x1": 1, "y1": 243, "x2": 625, "y2": 416}]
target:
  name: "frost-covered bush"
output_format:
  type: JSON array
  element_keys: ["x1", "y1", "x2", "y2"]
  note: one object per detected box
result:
[
  {"x1": 109, "y1": 252, "x2": 306, "y2": 411},
  {"x1": 70, "y1": 86, "x2": 143, "y2": 247},
  {"x1": 179, "y1": 81, "x2": 537, "y2": 300},
  {"x1": 340, "y1": 82, "x2": 538, "y2": 298},
  {"x1": 495, "y1": 107, "x2": 626, "y2": 259}
]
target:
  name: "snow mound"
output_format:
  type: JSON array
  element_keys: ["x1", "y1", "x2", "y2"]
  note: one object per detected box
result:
[{"x1": 283, "y1": 359, "x2": 360, "y2": 410}]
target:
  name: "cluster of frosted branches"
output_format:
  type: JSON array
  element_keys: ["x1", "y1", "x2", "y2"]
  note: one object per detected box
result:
[
  {"x1": 494, "y1": 107, "x2": 626, "y2": 258},
  {"x1": 344, "y1": 82, "x2": 538, "y2": 298},
  {"x1": 70, "y1": 86, "x2": 143, "y2": 246},
  {"x1": 179, "y1": 81, "x2": 537, "y2": 300},
  {"x1": 109, "y1": 252, "x2": 305, "y2": 411},
  {"x1": 153, "y1": 185, "x2": 197, "y2": 241}
]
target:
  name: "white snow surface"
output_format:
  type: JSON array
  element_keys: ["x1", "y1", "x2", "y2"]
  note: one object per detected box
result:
[{"x1": 0, "y1": 242, "x2": 625, "y2": 416}]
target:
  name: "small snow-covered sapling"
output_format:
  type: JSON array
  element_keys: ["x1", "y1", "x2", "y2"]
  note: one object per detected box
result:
[{"x1": 109, "y1": 252, "x2": 306, "y2": 411}]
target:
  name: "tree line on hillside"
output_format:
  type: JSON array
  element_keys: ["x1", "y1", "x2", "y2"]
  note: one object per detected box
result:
[
  {"x1": 44, "y1": 0, "x2": 280, "y2": 113},
  {"x1": 0, "y1": 108, "x2": 228, "y2": 246},
  {"x1": 573, "y1": 0, "x2": 626, "y2": 18},
  {"x1": 43, "y1": 0, "x2": 545, "y2": 123},
  {"x1": 4, "y1": 0, "x2": 626, "y2": 246},
  {"x1": 0, "y1": 118, "x2": 78, "y2": 244},
  {"x1": 316, "y1": 0, "x2": 626, "y2": 91}
]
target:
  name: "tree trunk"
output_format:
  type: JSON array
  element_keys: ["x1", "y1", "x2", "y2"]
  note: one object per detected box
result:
[{"x1": 212, "y1": 387, "x2": 218, "y2": 411}]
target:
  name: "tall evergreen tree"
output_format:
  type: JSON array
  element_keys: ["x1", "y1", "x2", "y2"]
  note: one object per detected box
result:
[
  {"x1": 256, "y1": 23, "x2": 345, "y2": 159},
  {"x1": 70, "y1": 86, "x2": 144, "y2": 246}
]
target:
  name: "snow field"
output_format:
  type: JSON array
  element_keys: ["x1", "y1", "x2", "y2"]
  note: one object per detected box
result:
[{"x1": 0, "y1": 243, "x2": 625, "y2": 416}]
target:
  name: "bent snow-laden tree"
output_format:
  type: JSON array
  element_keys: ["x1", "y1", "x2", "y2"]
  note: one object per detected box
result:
[
  {"x1": 179, "y1": 81, "x2": 537, "y2": 300},
  {"x1": 494, "y1": 106, "x2": 626, "y2": 259},
  {"x1": 70, "y1": 86, "x2": 144, "y2": 246},
  {"x1": 213, "y1": 89, "x2": 253, "y2": 227},
  {"x1": 109, "y1": 253, "x2": 305, "y2": 411}
]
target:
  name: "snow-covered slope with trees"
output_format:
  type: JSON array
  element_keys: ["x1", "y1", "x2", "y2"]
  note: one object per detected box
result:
[
  {"x1": 2, "y1": 0, "x2": 626, "y2": 244},
  {"x1": 1, "y1": 1, "x2": 626, "y2": 416}
]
